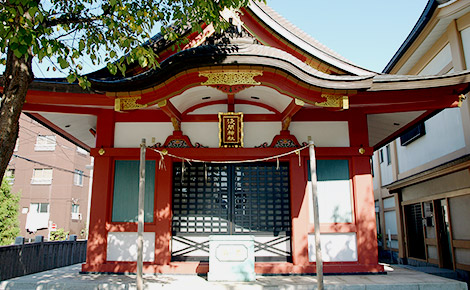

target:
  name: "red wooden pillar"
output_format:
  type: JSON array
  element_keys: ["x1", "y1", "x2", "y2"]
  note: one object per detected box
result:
[
  {"x1": 289, "y1": 155, "x2": 310, "y2": 266},
  {"x1": 348, "y1": 111, "x2": 383, "y2": 271},
  {"x1": 82, "y1": 109, "x2": 115, "y2": 272},
  {"x1": 351, "y1": 156, "x2": 381, "y2": 270},
  {"x1": 154, "y1": 158, "x2": 173, "y2": 266}
]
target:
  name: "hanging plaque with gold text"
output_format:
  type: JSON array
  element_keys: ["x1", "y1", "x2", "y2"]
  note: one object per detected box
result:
[{"x1": 219, "y1": 112, "x2": 244, "y2": 148}]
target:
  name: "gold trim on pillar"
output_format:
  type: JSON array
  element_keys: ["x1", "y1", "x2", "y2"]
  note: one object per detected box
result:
[
  {"x1": 315, "y1": 94, "x2": 349, "y2": 110},
  {"x1": 114, "y1": 96, "x2": 147, "y2": 111},
  {"x1": 200, "y1": 71, "x2": 263, "y2": 86}
]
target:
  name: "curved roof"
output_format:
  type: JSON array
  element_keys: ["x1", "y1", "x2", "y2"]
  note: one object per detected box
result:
[{"x1": 247, "y1": 1, "x2": 376, "y2": 76}]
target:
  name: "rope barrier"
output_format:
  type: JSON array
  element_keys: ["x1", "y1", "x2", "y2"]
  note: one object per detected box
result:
[{"x1": 147, "y1": 144, "x2": 309, "y2": 169}]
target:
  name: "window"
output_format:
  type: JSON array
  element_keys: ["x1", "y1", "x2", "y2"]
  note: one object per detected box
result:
[
  {"x1": 386, "y1": 144, "x2": 391, "y2": 165},
  {"x1": 34, "y1": 135, "x2": 56, "y2": 151},
  {"x1": 74, "y1": 169, "x2": 84, "y2": 186},
  {"x1": 112, "y1": 160, "x2": 155, "y2": 223},
  {"x1": 379, "y1": 149, "x2": 384, "y2": 163},
  {"x1": 5, "y1": 169, "x2": 15, "y2": 184},
  {"x1": 31, "y1": 203, "x2": 49, "y2": 213},
  {"x1": 71, "y1": 204, "x2": 81, "y2": 220},
  {"x1": 31, "y1": 168, "x2": 53, "y2": 184},
  {"x1": 400, "y1": 123, "x2": 426, "y2": 146}
]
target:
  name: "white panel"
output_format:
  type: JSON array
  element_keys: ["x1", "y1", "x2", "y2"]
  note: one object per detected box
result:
[
  {"x1": 383, "y1": 197, "x2": 395, "y2": 209},
  {"x1": 189, "y1": 104, "x2": 227, "y2": 115},
  {"x1": 384, "y1": 211, "x2": 398, "y2": 236},
  {"x1": 308, "y1": 181, "x2": 352, "y2": 224},
  {"x1": 388, "y1": 240, "x2": 399, "y2": 249},
  {"x1": 234, "y1": 104, "x2": 275, "y2": 114},
  {"x1": 236, "y1": 86, "x2": 292, "y2": 113},
  {"x1": 462, "y1": 27, "x2": 470, "y2": 68},
  {"x1": 396, "y1": 108, "x2": 465, "y2": 174},
  {"x1": 308, "y1": 233, "x2": 357, "y2": 262},
  {"x1": 419, "y1": 44, "x2": 452, "y2": 75},
  {"x1": 182, "y1": 122, "x2": 219, "y2": 148},
  {"x1": 290, "y1": 122, "x2": 349, "y2": 147},
  {"x1": 243, "y1": 122, "x2": 281, "y2": 148},
  {"x1": 40, "y1": 112, "x2": 97, "y2": 148},
  {"x1": 107, "y1": 232, "x2": 155, "y2": 262},
  {"x1": 378, "y1": 146, "x2": 394, "y2": 186},
  {"x1": 114, "y1": 122, "x2": 173, "y2": 148},
  {"x1": 367, "y1": 111, "x2": 424, "y2": 148}
]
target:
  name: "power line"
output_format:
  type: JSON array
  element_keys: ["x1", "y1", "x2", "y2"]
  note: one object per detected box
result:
[{"x1": 12, "y1": 154, "x2": 90, "y2": 178}]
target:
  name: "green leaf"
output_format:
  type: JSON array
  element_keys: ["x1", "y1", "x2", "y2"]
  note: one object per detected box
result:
[{"x1": 66, "y1": 74, "x2": 77, "y2": 83}]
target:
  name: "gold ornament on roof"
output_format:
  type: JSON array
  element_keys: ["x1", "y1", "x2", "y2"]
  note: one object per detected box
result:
[
  {"x1": 114, "y1": 96, "x2": 147, "y2": 111},
  {"x1": 315, "y1": 94, "x2": 349, "y2": 110},
  {"x1": 200, "y1": 71, "x2": 262, "y2": 86}
]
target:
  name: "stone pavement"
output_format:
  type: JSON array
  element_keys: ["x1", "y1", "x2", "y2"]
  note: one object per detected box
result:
[{"x1": 0, "y1": 263, "x2": 467, "y2": 290}]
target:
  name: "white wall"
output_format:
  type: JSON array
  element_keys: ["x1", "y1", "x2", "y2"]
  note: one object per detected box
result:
[
  {"x1": 418, "y1": 44, "x2": 452, "y2": 76},
  {"x1": 460, "y1": 27, "x2": 470, "y2": 68},
  {"x1": 107, "y1": 232, "x2": 155, "y2": 262},
  {"x1": 114, "y1": 121, "x2": 350, "y2": 148},
  {"x1": 396, "y1": 108, "x2": 465, "y2": 174},
  {"x1": 378, "y1": 145, "x2": 394, "y2": 185},
  {"x1": 290, "y1": 121, "x2": 349, "y2": 147},
  {"x1": 114, "y1": 122, "x2": 174, "y2": 148},
  {"x1": 308, "y1": 233, "x2": 357, "y2": 262}
]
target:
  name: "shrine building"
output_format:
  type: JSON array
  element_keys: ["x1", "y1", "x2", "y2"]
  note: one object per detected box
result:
[{"x1": 19, "y1": 2, "x2": 470, "y2": 274}]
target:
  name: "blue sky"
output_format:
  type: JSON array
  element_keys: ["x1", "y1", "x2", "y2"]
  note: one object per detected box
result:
[
  {"x1": 27, "y1": 0, "x2": 429, "y2": 77},
  {"x1": 267, "y1": 0, "x2": 429, "y2": 72}
]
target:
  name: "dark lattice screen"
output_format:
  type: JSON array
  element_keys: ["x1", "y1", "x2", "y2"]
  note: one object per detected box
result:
[
  {"x1": 172, "y1": 162, "x2": 291, "y2": 235},
  {"x1": 233, "y1": 164, "x2": 290, "y2": 234},
  {"x1": 172, "y1": 163, "x2": 230, "y2": 234}
]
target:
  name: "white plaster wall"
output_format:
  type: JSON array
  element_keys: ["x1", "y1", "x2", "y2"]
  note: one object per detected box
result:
[
  {"x1": 107, "y1": 232, "x2": 155, "y2": 262},
  {"x1": 234, "y1": 104, "x2": 275, "y2": 114},
  {"x1": 384, "y1": 211, "x2": 398, "y2": 236},
  {"x1": 418, "y1": 44, "x2": 452, "y2": 75},
  {"x1": 396, "y1": 108, "x2": 465, "y2": 174},
  {"x1": 114, "y1": 122, "x2": 174, "y2": 148},
  {"x1": 188, "y1": 104, "x2": 227, "y2": 115},
  {"x1": 461, "y1": 27, "x2": 470, "y2": 68},
  {"x1": 182, "y1": 122, "x2": 219, "y2": 147},
  {"x1": 372, "y1": 153, "x2": 380, "y2": 190},
  {"x1": 378, "y1": 146, "x2": 394, "y2": 186},
  {"x1": 243, "y1": 122, "x2": 281, "y2": 147},
  {"x1": 290, "y1": 122, "x2": 349, "y2": 147},
  {"x1": 307, "y1": 181, "x2": 352, "y2": 224},
  {"x1": 308, "y1": 233, "x2": 357, "y2": 262}
]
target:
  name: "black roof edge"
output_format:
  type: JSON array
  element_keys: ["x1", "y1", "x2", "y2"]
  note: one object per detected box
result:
[{"x1": 382, "y1": 0, "x2": 439, "y2": 74}]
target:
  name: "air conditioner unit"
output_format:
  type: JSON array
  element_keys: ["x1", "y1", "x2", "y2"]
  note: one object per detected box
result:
[{"x1": 71, "y1": 212, "x2": 82, "y2": 220}]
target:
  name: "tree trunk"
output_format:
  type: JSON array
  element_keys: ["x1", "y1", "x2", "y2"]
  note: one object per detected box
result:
[{"x1": 0, "y1": 48, "x2": 33, "y2": 182}]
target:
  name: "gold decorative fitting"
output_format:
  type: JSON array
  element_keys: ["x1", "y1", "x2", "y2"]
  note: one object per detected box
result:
[
  {"x1": 315, "y1": 94, "x2": 349, "y2": 110},
  {"x1": 114, "y1": 96, "x2": 147, "y2": 111},
  {"x1": 458, "y1": 94, "x2": 467, "y2": 108},
  {"x1": 200, "y1": 71, "x2": 263, "y2": 86},
  {"x1": 294, "y1": 98, "x2": 305, "y2": 106},
  {"x1": 358, "y1": 147, "x2": 365, "y2": 155},
  {"x1": 98, "y1": 148, "x2": 105, "y2": 156}
]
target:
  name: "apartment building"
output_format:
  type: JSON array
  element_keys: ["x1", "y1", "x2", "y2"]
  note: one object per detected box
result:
[
  {"x1": 373, "y1": 0, "x2": 470, "y2": 277},
  {"x1": 6, "y1": 113, "x2": 91, "y2": 241}
]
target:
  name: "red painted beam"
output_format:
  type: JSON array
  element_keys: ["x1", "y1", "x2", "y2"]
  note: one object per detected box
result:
[
  {"x1": 23, "y1": 103, "x2": 101, "y2": 115},
  {"x1": 159, "y1": 99, "x2": 182, "y2": 121}
]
